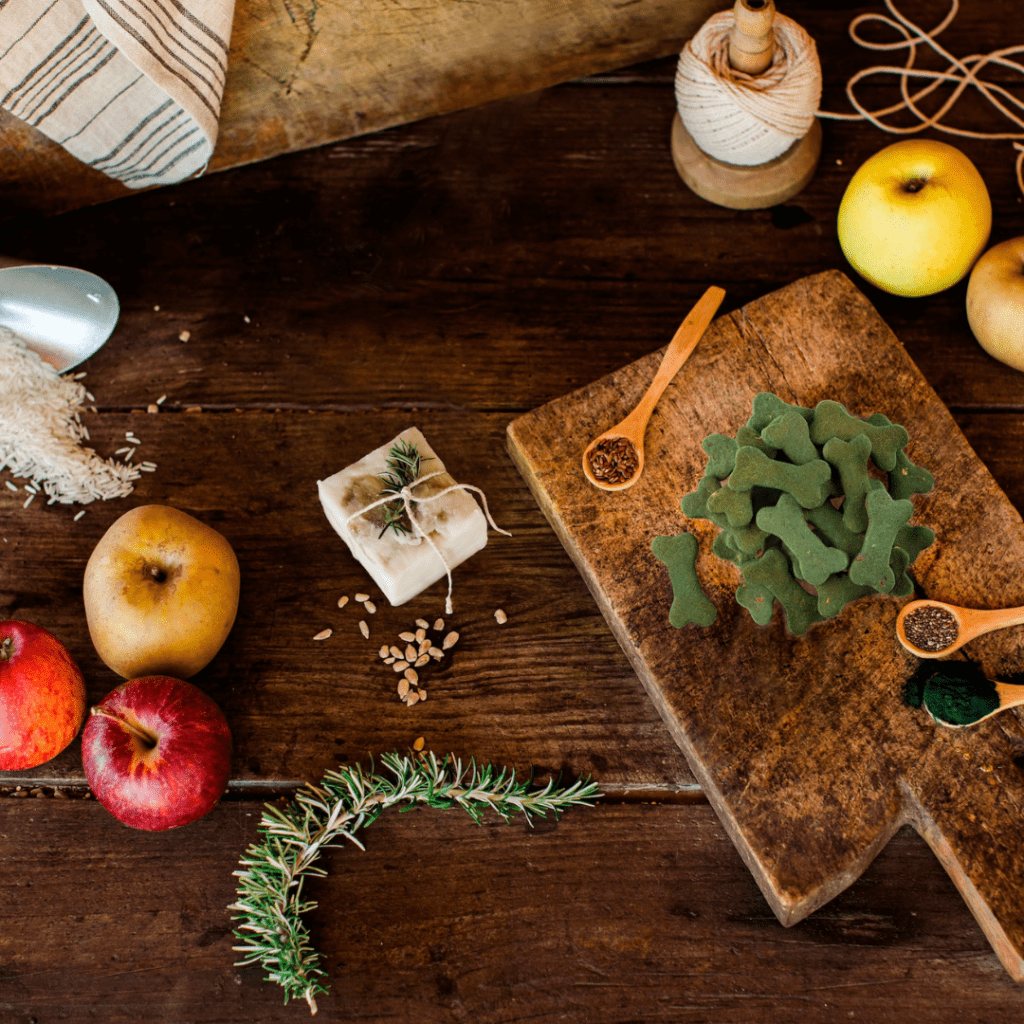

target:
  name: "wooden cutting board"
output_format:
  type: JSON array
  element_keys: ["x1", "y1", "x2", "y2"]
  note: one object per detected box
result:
[
  {"x1": 0, "y1": 0, "x2": 721, "y2": 220},
  {"x1": 507, "y1": 270, "x2": 1024, "y2": 982}
]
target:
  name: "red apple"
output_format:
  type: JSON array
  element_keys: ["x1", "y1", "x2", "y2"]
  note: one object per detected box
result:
[
  {"x1": 0, "y1": 620, "x2": 86, "y2": 770},
  {"x1": 82, "y1": 675, "x2": 232, "y2": 831}
]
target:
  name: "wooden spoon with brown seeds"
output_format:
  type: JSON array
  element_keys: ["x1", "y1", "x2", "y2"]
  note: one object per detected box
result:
[{"x1": 582, "y1": 286, "x2": 726, "y2": 493}]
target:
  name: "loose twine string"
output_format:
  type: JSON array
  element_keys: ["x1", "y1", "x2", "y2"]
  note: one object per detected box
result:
[
  {"x1": 675, "y1": 0, "x2": 1024, "y2": 194},
  {"x1": 345, "y1": 470, "x2": 511, "y2": 615}
]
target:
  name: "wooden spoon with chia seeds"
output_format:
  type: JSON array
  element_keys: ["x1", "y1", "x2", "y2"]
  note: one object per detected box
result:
[
  {"x1": 896, "y1": 597, "x2": 1024, "y2": 659},
  {"x1": 582, "y1": 285, "x2": 726, "y2": 493}
]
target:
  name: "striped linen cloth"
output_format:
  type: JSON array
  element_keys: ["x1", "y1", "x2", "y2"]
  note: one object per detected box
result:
[{"x1": 0, "y1": 0, "x2": 235, "y2": 187}]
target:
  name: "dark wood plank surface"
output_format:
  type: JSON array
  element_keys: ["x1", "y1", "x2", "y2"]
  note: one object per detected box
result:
[{"x1": 3, "y1": 0, "x2": 1024, "y2": 1018}]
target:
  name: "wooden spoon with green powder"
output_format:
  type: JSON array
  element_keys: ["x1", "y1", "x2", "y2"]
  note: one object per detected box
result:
[{"x1": 922, "y1": 664, "x2": 1024, "y2": 727}]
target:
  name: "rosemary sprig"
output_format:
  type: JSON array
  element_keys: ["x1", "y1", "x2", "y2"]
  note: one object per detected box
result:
[
  {"x1": 229, "y1": 752, "x2": 601, "y2": 1014},
  {"x1": 376, "y1": 439, "x2": 432, "y2": 538}
]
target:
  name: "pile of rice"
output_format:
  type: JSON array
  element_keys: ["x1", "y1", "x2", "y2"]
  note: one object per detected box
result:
[{"x1": 0, "y1": 327, "x2": 140, "y2": 505}]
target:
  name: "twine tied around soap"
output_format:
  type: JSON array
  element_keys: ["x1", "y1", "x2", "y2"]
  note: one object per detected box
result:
[{"x1": 345, "y1": 470, "x2": 511, "y2": 614}]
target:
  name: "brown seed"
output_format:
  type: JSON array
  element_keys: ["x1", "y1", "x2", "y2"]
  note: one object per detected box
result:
[
  {"x1": 359, "y1": 620, "x2": 370, "y2": 639},
  {"x1": 313, "y1": 628, "x2": 332, "y2": 641},
  {"x1": 392, "y1": 661, "x2": 409, "y2": 672},
  {"x1": 355, "y1": 593, "x2": 370, "y2": 603},
  {"x1": 433, "y1": 618, "x2": 444, "y2": 631},
  {"x1": 413, "y1": 736, "x2": 425, "y2": 751},
  {"x1": 587, "y1": 435, "x2": 639, "y2": 485},
  {"x1": 337, "y1": 595, "x2": 349, "y2": 608},
  {"x1": 415, "y1": 619, "x2": 430, "y2": 630},
  {"x1": 398, "y1": 631, "x2": 416, "y2": 642},
  {"x1": 442, "y1": 631, "x2": 459, "y2": 650},
  {"x1": 415, "y1": 654, "x2": 430, "y2": 667},
  {"x1": 405, "y1": 643, "x2": 418, "y2": 661},
  {"x1": 494, "y1": 608, "x2": 508, "y2": 624},
  {"x1": 398, "y1": 679, "x2": 410, "y2": 699},
  {"x1": 404, "y1": 668, "x2": 419, "y2": 685}
]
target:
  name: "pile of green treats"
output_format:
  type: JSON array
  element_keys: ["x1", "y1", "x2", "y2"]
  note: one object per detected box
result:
[{"x1": 658, "y1": 392, "x2": 936, "y2": 635}]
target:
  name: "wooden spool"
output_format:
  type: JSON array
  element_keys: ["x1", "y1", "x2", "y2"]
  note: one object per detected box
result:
[{"x1": 672, "y1": 0, "x2": 822, "y2": 210}]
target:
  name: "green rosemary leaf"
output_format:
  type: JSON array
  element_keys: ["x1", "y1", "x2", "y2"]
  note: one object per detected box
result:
[{"x1": 230, "y1": 751, "x2": 600, "y2": 1014}]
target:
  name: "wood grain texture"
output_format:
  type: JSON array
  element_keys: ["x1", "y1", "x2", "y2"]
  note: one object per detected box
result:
[
  {"x1": 4, "y1": 798, "x2": 1024, "y2": 1023},
  {"x1": 507, "y1": 270, "x2": 1024, "y2": 979},
  {"x1": 0, "y1": 0, "x2": 721, "y2": 219}
]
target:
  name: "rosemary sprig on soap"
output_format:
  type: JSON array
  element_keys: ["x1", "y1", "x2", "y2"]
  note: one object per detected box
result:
[
  {"x1": 229, "y1": 752, "x2": 600, "y2": 1014},
  {"x1": 376, "y1": 439, "x2": 432, "y2": 538}
]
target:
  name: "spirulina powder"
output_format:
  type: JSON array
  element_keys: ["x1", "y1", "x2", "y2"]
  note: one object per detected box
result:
[{"x1": 923, "y1": 666, "x2": 1000, "y2": 726}]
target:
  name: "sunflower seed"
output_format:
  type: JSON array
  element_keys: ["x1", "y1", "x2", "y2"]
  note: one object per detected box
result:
[
  {"x1": 442, "y1": 631, "x2": 459, "y2": 650},
  {"x1": 313, "y1": 628, "x2": 332, "y2": 641}
]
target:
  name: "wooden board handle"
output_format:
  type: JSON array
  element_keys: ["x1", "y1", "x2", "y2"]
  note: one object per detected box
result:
[{"x1": 729, "y1": 0, "x2": 776, "y2": 76}]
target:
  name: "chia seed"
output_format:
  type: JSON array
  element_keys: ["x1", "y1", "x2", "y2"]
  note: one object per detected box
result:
[{"x1": 903, "y1": 605, "x2": 959, "y2": 653}]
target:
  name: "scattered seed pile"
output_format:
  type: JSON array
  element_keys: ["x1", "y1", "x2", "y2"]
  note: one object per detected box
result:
[
  {"x1": 377, "y1": 616, "x2": 459, "y2": 707},
  {"x1": 0, "y1": 327, "x2": 145, "y2": 505}
]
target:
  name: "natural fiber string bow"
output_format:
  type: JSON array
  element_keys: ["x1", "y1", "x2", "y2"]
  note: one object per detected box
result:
[
  {"x1": 816, "y1": 0, "x2": 1024, "y2": 195},
  {"x1": 345, "y1": 469, "x2": 511, "y2": 615}
]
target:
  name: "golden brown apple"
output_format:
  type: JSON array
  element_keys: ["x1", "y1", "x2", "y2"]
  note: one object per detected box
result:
[
  {"x1": 966, "y1": 236, "x2": 1024, "y2": 372},
  {"x1": 83, "y1": 505, "x2": 240, "y2": 679}
]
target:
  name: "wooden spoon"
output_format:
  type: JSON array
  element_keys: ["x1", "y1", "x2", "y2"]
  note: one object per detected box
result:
[
  {"x1": 896, "y1": 598, "x2": 1024, "y2": 659},
  {"x1": 582, "y1": 285, "x2": 726, "y2": 492}
]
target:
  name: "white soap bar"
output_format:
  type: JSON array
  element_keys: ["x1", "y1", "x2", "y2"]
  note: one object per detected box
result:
[{"x1": 318, "y1": 427, "x2": 488, "y2": 607}]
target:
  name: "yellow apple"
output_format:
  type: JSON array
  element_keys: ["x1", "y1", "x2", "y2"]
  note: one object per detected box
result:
[
  {"x1": 837, "y1": 139, "x2": 991, "y2": 297},
  {"x1": 966, "y1": 236, "x2": 1024, "y2": 372},
  {"x1": 83, "y1": 505, "x2": 240, "y2": 679}
]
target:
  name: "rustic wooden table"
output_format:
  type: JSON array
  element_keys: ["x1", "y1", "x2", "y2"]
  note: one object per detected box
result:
[{"x1": 3, "y1": 2, "x2": 1024, "y2": 1020}]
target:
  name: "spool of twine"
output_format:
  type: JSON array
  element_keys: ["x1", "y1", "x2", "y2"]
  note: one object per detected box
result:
[{"x1": 674, "y1": 8, "x2": 822, "y2": 166}]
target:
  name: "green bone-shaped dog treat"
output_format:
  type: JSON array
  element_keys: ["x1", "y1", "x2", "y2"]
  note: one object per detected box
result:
[
  {"x1": 762, "y1": 411, "x2": 819, "y2": 465},
  {"x1": 747, "y1": 392, "x2": 814, "y2": 433},
  {"x1": 729, "y1": 445, "x2": 832, "y2": 509},
  {"x1": 809, "y1": 400, "x2": 909, "y2": 472},
  {"x1": 707, "y1": 484, "x2": 754, "y2": 527},
  {"x1": 816, "y1": 573, "x2": 876, "y2": 619},
  {"x1": 755, "y1": 493, "x2": 849, "y2": 586},
  {"x1": 848, "y1": 487, "x2": 914, "y2": 592},
  {"x1": 735, "y1": 425, "x2": 779, "y2": 457},
  {"x1": 680, "y1": 475, "x2": 721, "y2": 520},
  {"x1": 741, "y1": 548, "x2": 821, "y2": 635},
  {"x1": 702, "y1": 433, "x2": 739, "y2": 479},
  {"x1": 736, "y1": 580, "x2": 775, "y2": 625},
  {"x1": 889, "y1": 546, "x2": 914, "y2": 598},
  {"x1": 867, "y1": 413, "x2": 934, "y2": 499},
  {"x1": 727, "y1": 519, "x2": 772, "y2": 555},
  {"x1": 651, "y1": 532, "x2": 717, "y2": 628},
  {"x1": 895, "y1": 523, "x2": 935, "y2": 563},
  {"x1": 803, "y1": 501, "x2": 863, "y2": 557},
  {"x1": 822, "y1": 434, "x2": 874, "y2": 533}
]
